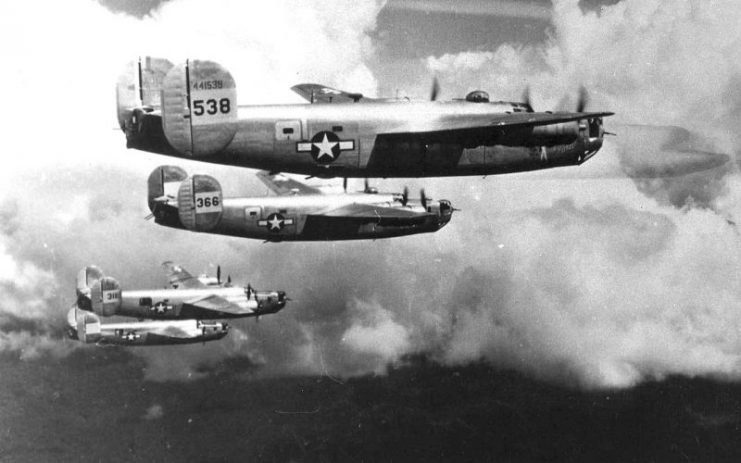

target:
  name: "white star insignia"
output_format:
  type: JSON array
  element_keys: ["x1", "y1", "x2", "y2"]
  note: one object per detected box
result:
[
  {"x1": 313, "y1": 133, "x2": 338, "y2": 160},
  {"x1": 268, "y1": 216, "x2": 283, "y2": 230}
]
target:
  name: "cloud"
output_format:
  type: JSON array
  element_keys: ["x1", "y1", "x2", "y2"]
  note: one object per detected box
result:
[
  {"x1": 0, "y1": 331, "x2": 75, "y2": 360},
  {"x1": 143, "y1": 404, "x2": 164, "y2": 420},
  {"x1": 341, "y1": 299, "x2": 412, "y2": 368}
]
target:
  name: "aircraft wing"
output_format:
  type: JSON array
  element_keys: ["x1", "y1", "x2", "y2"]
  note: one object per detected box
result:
[
  {"x1": 316, "y1": 203, "x2": 433, "y2": 225},
  {"x1": 256, "y1": 171, "x2": 322, "y2": 196},
  {"x1": 392, "y1": 110, "x2": 615, "y2": 135},
  {"x1": 162, "y1": 261, "x2": 207, "y2": 289},
  {"x1": 183, "y1": 294, "x2": 246, "y2": 315},
  {"x1": 291, "y1": 83, "x2": 374, "y2": 104}
]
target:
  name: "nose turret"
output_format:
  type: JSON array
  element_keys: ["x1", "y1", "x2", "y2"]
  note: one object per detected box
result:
[
  {"x1": 254, "y1": 290, "x2": 289, "y2": 315},
  {"x1": 437, "y1": 199, "x2": 455, "y2": 227},
  {"x1": 582, "y1": 117, "x2": 605, "y2": 162}
]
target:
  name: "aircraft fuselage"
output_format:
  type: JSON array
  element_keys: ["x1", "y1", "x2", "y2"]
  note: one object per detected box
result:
[{"x1": 126, "y1": 100, "x2": 606, "y2": 178}]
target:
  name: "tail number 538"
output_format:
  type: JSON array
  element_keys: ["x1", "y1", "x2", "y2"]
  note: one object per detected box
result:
[{"x1": 192, "y1": 98, "x2": 230, "y2": 116}]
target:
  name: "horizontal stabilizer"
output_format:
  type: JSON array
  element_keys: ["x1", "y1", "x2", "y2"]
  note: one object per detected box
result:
[
  {"x1": 291, "y1": 83, "x2": 372, "y2": 104},
  {"x1": 256, "y1": 171, "x2": 322, "y2": 196}
]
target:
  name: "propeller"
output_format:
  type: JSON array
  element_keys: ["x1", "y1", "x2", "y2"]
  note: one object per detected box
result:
[
  {"x1": 576, "y1": 85, "x2": 589, "y2": 113},
  {"x1": 521, "y1": 86, "x2": 534, "y2": 112},
  {"x1": 430, "y1": 76, "x2": 440, "y2": 101},
  {"x1": 526, "y1": 85, "x2": 590, "y2": 113},
  {"x1": 226, "y1": 275, "x2": 232, "y2": 286},
  {"x1": 343, "y1": 177, "x2": 348, "y2": 192},
  {"x1": 420, "y1": 189, "x2": 428, "y2": 210},
  {"x1": 401, "y1": 186, "x2": 409, "y2": 206},
  {"x1": 364, "y1": 178, "x2": 370, "y2": 193},
  {"x1": 217, "y1": 265, "x2": 221, "y2": 285}
]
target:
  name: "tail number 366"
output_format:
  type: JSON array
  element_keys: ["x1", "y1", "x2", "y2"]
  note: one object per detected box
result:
[{"x1": 194, "y1": 193, "x2": 221, "y2": 213}]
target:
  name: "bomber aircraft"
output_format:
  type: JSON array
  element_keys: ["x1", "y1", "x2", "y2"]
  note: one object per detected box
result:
[
  {"x1": 67, "y1": 263, "x2": 288, "y2": 346},
  {"x1": 146, "y1": 165, "x2": 455, "y2": 241},
  {"x1": 117, "y1": 57, "x2": 614, "y2": 178},
  {"x1": 67, "y1": 306, "x2": 229, "y2": 346}
]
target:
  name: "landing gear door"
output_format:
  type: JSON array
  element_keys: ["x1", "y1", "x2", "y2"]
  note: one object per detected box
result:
[{"x1": 301, "y1": 122, "x2": 360, "y2": 169}]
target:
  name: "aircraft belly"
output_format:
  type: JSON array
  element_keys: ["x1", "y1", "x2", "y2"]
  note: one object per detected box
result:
[
  {"x1": 298, "y1": 215, "x2": 438, "y2": 241},
  {"x1": 365, "y1": 135, "x2": 464, "y2": 176}
]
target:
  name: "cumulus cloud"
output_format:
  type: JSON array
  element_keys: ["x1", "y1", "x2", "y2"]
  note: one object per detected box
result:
[{"x1": 341, "y1": 299, "x2": 412, "y2": 368}]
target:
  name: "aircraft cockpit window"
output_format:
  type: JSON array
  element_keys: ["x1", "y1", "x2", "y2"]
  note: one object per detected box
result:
[
  {"x1": 139, "y1": 297, "x2": 152, "y2": 307},
  {"x1": 249, "y1": 211, "x2": 257, "y2": 216},
  {"x1": 332, "y1": 125, "x2": 343, "y2": 132},
  {"x1": 282, "y1": 127, "x2": 294, "y2": 135}
]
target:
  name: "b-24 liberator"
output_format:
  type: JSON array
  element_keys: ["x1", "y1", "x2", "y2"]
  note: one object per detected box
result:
[
  {"x1": 118, "y1": 57, "x2": 613, "y2": 178},
  {"x1": 67, "y1": 306, "x2": 229, "y2": 346},
  {"x1": 67, "y1": 263, "x2": 287, "y2": 346},
  {"x1": 147, "y1": 165, "x2": 455, "y2": 241}
]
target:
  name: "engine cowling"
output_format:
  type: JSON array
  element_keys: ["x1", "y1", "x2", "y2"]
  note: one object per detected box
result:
[
  {"x1": 91, "y1": 276, "x2": 122, "y2": 317},
  {"x1": 529, "y1": 121, "x2": 580, "y2": 145},
  {"x1": 177, "y1": 174, "x2": 223, "y2": 232}
]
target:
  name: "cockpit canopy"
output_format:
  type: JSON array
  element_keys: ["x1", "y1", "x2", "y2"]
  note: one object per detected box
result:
[{"x1": 465, "y1": 90, "x2": 490, "y2": 103}]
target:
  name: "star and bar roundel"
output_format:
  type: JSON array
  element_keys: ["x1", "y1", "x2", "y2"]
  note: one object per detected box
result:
[
  {"x1": 258, "y1": 213, "x2": 294, "y2": 232},
  {"x1": 296, "y1": 131, "x2": 355, "y2": 164}
]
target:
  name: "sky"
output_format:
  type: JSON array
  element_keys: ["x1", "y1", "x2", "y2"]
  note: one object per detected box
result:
[{"x1": 1, "y1": 0, "x2": 741, "y2": 458}]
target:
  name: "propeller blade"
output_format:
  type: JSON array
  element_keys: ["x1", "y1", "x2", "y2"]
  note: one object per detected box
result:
[
  {"x1": 343, "y1": 177, "x2": 347, "y2": 192},
  {"x1": 144, "y1": 213, "x2": 154, "y2": 221},
  {"x1": 522, "y1": 86, "x2": 534, "y2": 112},
  {"x1": 430, "y1": 76, "x2": 440, "y2": 101},
  {"x1": 576, "y1": 86, "x2": 589, "y2": 113},
  {"x1": 364, "y1": 178, "x2": 370, "y2": 193},
  {"x1": 217, "y1": 265, "x2": 221, "y2": 285},
  {"x1": 420, "y1": 189, "x2": 428, "y2": 210},
  {"x1": 402, "y1": 186, "x2": 409, "y2": 206},
  {"x1": 227, "y1": 275, "x2": 232, "y2": 285}
]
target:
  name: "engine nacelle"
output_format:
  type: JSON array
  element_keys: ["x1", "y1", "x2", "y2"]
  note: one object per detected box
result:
[
  {"x1": 177, "y1": 174, "x2": 223, "y2": 232},
  {"x1": 529, "y1": 121, "x2": 580, "y2": 145},
  {"x1": 162, "y1": 59, "x2": 238, "y2": 157},
  {"x1": 90, "y1": 276, "x2": 122, "y2": 317}
]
